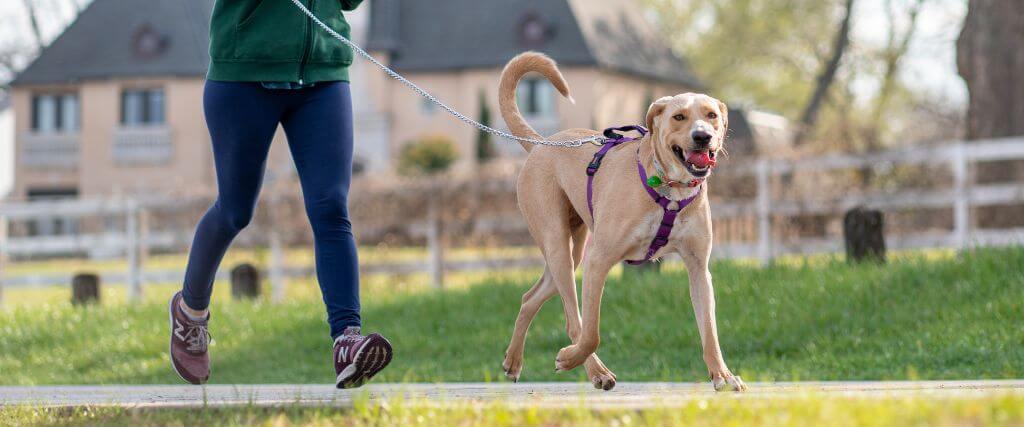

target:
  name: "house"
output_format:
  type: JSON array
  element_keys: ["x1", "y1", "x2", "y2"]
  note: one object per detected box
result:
[
  {"x1": 10, "y1": 0, "x2": 704, "y2": 203},
  {"x1": 364, "y1": 0, "x2": 702, "y2": 172},
  {"x1": 0, "y1": 94, "x2": 12, "y2": 199},
  {"x1": 8, "y1": 0, "x2": 387, "y2": 204}
]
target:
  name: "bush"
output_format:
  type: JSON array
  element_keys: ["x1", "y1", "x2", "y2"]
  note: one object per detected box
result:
[{"x1": 399, "y1": 135, "x2": 459, "y2": 176}]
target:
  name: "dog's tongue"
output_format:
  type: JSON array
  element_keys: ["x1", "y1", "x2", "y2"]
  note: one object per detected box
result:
[{"x1": 686, "y1": 151, "x2": 716, "y2": 168}]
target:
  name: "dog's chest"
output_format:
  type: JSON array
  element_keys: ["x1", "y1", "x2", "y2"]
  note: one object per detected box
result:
[{"x1": 623, "y1": 208, "x2": 697, "y2": 261}]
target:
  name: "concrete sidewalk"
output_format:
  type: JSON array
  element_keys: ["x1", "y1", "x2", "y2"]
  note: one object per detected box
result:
[{"x1": 2, "y1": 381, "x2": 1022, "y2": 409}]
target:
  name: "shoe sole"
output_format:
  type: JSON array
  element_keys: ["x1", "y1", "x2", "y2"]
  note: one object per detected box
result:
[
  {"x1": 168, "y1": 293, "x2": 209, "y2": 385},
  {"x1": 336, "y1": 333, "x2": 393, "y2": 389}
]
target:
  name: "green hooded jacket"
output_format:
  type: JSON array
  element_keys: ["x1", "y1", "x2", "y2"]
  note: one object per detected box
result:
[{"x1": 207, "y1": 0, "x2": 363, "y2": 83}]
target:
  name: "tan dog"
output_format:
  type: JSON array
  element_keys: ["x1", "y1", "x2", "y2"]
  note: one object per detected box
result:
[{"x1": 498, "y1": 52, "x2": 746, "y2": 392}]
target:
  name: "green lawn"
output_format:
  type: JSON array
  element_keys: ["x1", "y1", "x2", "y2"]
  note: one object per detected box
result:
[
  {"x1": 0, "y1": 247, "x2": 1022, "y2": 386},
  {"x1": 4, "y1": 395, "x2": 1024, "y2": 426}
]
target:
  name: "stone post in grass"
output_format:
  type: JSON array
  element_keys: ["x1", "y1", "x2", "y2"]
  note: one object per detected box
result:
[
  {"x1": 843, "y1": 207, "x2": 886, "y2": 263},
  {"x1": 399, "y1": 135, "x2": 459, "y2": 289},
  {"x1": 230, "y1": 263, "x2": 261, "y2": 300},
  {"x1": 71, "y1": 273, "x2": 101, "y2": 305}
]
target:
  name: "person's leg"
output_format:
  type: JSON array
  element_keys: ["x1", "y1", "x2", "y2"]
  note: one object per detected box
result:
[
  {"x1": 279, "y1": 82, "x2": 360, "y2": 339},
  {"x1": 181, "y1": 81, "x2": 283, "y2": 312}
]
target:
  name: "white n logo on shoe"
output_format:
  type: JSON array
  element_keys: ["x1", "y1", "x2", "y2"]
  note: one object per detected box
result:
[
  {"x1": 174, "y1": 320, "x2": 186, "y2": 341},
  {"x1": 337, "y1": 347, "x2": 350, "y2": 363}
]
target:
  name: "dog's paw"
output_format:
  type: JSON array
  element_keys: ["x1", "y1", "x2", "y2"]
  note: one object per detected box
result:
[
  {"x1": 584, "y1": 356, "x2": 617, "y2": 391},
  {"x1": 502, "y1": 355, "x2": 523, "y2": 383},
  {"x1": 711, "y1": 371, "x2": 747, "y2": 392},
  {"x1": 589, "y1": 370, "x2": 617, "y2": 391},
  {"x1": 555, "y1": 345, "x2": 590, "y2": 372}
]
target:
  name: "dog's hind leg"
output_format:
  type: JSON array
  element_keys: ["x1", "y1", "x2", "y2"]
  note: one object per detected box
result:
[{"x1": 503, "y1": 267, "x2": 557, "y2": 382}]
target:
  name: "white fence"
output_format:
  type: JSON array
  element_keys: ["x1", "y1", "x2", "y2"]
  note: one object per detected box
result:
[
  {"x1": 1, "y1": 137, "x2": 1023, "y2": 303},
  {"x1": 712, "y1": 137, "x2": 1024, "y2": 262}
]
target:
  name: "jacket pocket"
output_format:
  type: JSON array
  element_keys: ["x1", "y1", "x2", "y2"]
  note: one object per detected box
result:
[
  {"x1": 308, "y1": 0, "x2": 353, "y2": 64},
  {"x1": 233, "y1": 0, "x2": 305, "y2": 62}
]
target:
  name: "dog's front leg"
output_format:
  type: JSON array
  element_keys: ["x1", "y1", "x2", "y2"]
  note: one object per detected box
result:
[
  {"x1": 680, "y1": 240, "x2": 747, "y2": 392},
  {"x1": 555, "y1": 249, "x2": 615, "y2": 372}
]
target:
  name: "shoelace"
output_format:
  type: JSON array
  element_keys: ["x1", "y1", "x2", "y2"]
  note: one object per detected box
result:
[{"x1": 182, "y1": 323, "x2": 212, "y2": 353}]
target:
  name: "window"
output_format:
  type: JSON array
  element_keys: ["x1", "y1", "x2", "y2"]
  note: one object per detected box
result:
[
  {"x1": 121, "y1": 88, "x2": 165, "y2": 126},
  {"x1": 421, "y1": 97, "x2": 437, "y2": 116},
  {"x1": 31, "y1": 93, "x2": 79, "y2": 132},
  {"x1": 516, "y1": 78, "x2": 555, "y2": 116}
]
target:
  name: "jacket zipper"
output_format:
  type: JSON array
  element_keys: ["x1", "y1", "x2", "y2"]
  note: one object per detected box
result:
[{"x1": 297, "y1": 0, "x2": 315, "y2": 84}]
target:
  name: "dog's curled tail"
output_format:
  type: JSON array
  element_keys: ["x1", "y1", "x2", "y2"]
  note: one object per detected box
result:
[{"x1": 498, "y1": 52, "x2": 574, "y2": 152}]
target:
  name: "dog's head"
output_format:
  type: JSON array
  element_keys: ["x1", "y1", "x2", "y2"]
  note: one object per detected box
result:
[{"x1": 645, "y1": 93, "x2": 728, "y2": 180}]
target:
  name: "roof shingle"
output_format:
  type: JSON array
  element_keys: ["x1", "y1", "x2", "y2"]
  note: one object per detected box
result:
[
  {"x1": 11, "y1": 0, "x2": 213, "y2": 86},
  {"x1": 368, "y1": 0, "x2": 700, "y2": 87}
]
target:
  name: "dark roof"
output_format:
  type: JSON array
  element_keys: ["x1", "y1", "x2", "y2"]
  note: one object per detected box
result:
[
  {"x1": 11, "y1": 0, "x2": 213, "y2": 86},
  {"x1": 368, "y1": 0, "x2": 701, "y2": 87}
]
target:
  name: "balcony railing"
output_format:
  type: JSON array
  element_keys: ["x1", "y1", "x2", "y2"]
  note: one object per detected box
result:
[
  {"x1": 21, "y1": 132, "x2": 80, "y2": 169},
  {"x1": 113, "y1": 126, "x2": 173, "y2": 165}
]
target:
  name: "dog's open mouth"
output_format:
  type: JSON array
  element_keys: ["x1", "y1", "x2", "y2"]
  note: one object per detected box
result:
[{"x1": 672, "y1": 146, "x2": 716, "y2": 178}]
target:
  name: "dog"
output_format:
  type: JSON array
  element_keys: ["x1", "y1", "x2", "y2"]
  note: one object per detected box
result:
[{"x1": 498, "y1": 52, "x2": 746, "y2": 392}]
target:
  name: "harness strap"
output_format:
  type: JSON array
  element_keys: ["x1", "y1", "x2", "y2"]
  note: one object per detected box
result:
[{"x1": 586, "y1": 125, "x2": 701, "y2": 265}]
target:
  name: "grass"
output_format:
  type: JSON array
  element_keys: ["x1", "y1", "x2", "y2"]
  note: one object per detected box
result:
[
  {"x1": 0, "y1": 247, "x2": 1022, "y2": 385},
  {"x1": 4, "y1": 394, "x2": 1024, "y2": 426}
]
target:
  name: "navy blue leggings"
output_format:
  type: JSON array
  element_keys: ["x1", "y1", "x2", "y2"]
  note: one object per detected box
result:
[{"x1": 182, "y1": 80, "x2": 359, "y2": 338}]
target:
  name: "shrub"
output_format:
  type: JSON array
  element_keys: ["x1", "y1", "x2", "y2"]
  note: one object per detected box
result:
[{"x1": 399, "y1": 135, "x2": 459, "y2": 176}]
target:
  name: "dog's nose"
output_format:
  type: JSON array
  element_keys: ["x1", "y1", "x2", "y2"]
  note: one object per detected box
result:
[{"x1": 691, "y1": 130, "x2": 712, "y2": 147}]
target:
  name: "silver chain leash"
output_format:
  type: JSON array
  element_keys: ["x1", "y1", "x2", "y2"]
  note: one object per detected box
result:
[{"x1": 287, "y1": 0, "x2": 607, "y2": 147}]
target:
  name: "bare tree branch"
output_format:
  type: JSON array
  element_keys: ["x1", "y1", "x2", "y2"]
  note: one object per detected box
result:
[
  {"x1": 796, "y1": 0, "x2": 856, "y2": 144},
  {"x1": 21, "y1": 0, "x2": 44, "y2": 50}
]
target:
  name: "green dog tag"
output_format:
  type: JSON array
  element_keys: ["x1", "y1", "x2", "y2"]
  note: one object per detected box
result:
[{"x1": 646, "y1": 175, "x2": 663, "y2": 187}]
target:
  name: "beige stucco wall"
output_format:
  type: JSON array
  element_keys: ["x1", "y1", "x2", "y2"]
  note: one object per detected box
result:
[
  {"x1": 11, "y1": 65, "x2": 693, "y2": 199},
  {"x1": 369, "y1": 61, "x2": 694, "y2": 174},
  {"x1": 12, "y1": 77, "x2": 295, "y2": 201}
]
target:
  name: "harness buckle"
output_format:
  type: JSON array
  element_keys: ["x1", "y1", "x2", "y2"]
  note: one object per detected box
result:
[{"x1": 586, "y1": 153, "x2": 606, "y2": 176}]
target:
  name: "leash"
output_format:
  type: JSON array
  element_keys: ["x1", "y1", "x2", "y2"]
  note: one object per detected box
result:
[
  {"x1": 585, "y1": 125, "x2": 701, "y2": 265},
  {"x1": 287, "y1": 0, "x2": 607, "y2": 148}
]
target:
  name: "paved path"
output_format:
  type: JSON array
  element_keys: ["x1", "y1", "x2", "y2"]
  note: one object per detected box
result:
[{"x1": 2, "y1": 381, "x2": 1022, "y2": 409}]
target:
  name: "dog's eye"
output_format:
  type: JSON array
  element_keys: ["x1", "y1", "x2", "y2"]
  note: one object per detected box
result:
[
  {"x1": 672, "y1": 114, "x2": 686, "y2": 121},
  {"x1": 708, "y1": 112, "x2": 718, "y2": 119}
]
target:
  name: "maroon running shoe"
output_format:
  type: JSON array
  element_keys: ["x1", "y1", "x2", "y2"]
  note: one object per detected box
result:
[
  {"x1": 168, "y1": 291, "x2": 211, "y2": 385},
  {"x1": 333, "y1": 326, "x2": 393, "y2": 389}
]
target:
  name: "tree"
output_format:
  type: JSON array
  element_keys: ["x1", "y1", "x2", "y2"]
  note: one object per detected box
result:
[
  {"x1": 21, "y1": 0, "x2": 45, "y2": 50},
  {"x1": 957, "y1": 0, "x2": 1024, "y2": 139},
  {"x1": 475, "y1": 90, "x2": 495, "y2": 164},
  {"x1": 796, "y1": 0, "x2": 856, "y2": 145}
]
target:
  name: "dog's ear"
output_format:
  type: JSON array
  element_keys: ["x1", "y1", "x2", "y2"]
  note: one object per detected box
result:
[
  {"x1": 716, "y1": 99, "x2": 729, "y2": 139},
  {"x1": 645, "y1": 96, "x2": 674, "y2": 133}
]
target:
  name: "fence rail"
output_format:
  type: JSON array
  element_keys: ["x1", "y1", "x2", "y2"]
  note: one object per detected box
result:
[
  {"x1": 712, "y1": 137, "x2": 1024, "y2": 261},
  {"x1": 2, "y1": 137, "x2": 1024, "y2": 303}
]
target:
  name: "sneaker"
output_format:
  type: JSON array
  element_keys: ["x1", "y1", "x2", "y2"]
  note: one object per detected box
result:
[
  {"x1": 168, "y1": 291, "x2": 211, "y2": 385},
  {"x1": 333, "y1": 326, "x2": 393, "y2": 389}
]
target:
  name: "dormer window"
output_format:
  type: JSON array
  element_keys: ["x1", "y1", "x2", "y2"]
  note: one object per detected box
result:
[
  {"x1": 133, "y1": 25, "x2": 169, "y2": 58},
  {"x1": 519, "y1": 13, "x2": 551, "y2": 47}
]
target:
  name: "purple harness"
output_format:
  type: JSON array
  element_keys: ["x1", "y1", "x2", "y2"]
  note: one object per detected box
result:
[{"x1": 586, "y1": 125, "x2": 701, "y2": 265}]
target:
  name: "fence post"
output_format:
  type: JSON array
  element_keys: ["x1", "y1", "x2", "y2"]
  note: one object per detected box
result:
[
  {"x1": 0, "y1": 214, "x2": 8, "y2": 306},
  {"x1": 269, "y1": 229, "x2": 285, "y2": 303},
  {"x1": 756, "y1": 159, "x2": 773, "y2": 265},
  {"x1": 952, "y1": 144, "x2": 970, "y2": 249},
  {"x1": 427, "y1": 195, "x2": 444, "y2": 289},
  {"x1": 125, "y1": 201, "x2": 143, "y2": 301}
]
